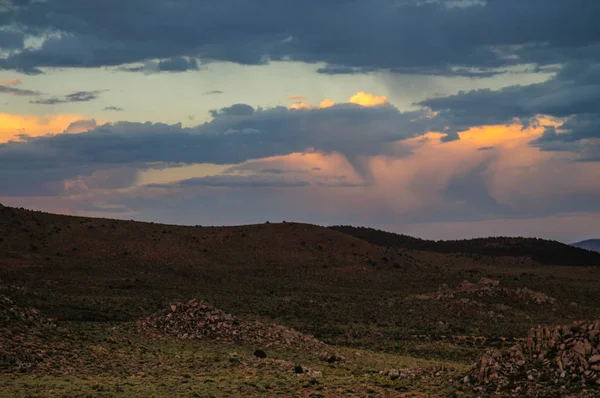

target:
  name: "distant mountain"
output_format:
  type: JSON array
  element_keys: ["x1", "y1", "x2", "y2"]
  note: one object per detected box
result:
[
  {"x1": 571, "y1": 239, "x2": 600, "y2": 253},
  {"x1": 329, "y1": 225, "x2": 600, "y2": 267}
]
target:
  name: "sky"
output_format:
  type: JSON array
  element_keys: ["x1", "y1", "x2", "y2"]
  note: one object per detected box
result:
[{"x1": 1, "y1": 0, "x2": 599, "y2": 243}]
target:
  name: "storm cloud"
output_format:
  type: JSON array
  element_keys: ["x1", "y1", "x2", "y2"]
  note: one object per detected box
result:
[
  {"x1": 2, "y1": 0, "x2": 600, "y2": 76},
  {"x1": 0, "y1": 102, "x2": 434, "y2": 195},
  {"x1": 0, "y1": 103, "x2": 429, "y2": 170},
  {"x1": 418, "y1": 61, "x2": 600, "y2": 158}
]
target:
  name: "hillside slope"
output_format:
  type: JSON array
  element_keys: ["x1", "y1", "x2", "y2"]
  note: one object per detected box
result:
[
  {"x1": 2, "y1": 204, "x2": 600, "y2": 345},
  {"x1": 330, "y1": 225, "x2": 600, "y2": 266},
  {"x1": 0, "y1": 205, "x2": 417, "y2": 323}
]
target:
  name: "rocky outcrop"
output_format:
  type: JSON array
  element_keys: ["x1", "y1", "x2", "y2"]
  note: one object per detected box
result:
[
  {"x1": 467, "y1": 320, "x2": 600, "y2": 394},
  {"x1": 410, "y1": 278, "x2": 556, "y2": 305},
  {"x1": 136, "y1": 299, "x2": 326, "y2": 351}
]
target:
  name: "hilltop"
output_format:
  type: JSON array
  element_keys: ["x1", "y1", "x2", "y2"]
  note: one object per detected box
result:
[{"x1": 2, "y1": 205, "x2": 600, "y2": 396}]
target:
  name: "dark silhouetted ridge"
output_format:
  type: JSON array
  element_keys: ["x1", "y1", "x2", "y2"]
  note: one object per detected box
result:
[{"x1": 329, "y1": 226, "x2": 600, "y2": 266}]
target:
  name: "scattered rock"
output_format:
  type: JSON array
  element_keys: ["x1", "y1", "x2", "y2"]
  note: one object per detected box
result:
[
  {"x1": 409, "y1": 278, "x2": 556, "y2": 305},
  {"x1": 380, "y1": 365, "x2": 455, "y2": 381},
  {"x1": 136, "y1": 299, "x2": 326, "y2": 351}
]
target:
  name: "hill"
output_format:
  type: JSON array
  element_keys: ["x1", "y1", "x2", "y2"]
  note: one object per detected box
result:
[
  {"x1": 2, "y1": 204, "x2": 600, "y2": 336},
  {"x1": 572, "y1": 239, "x2": 600, "y2": 253},
  {"x1": 329, "y1": 225, "x2": 600, "y2": 266},
  {"x1": 2, "y1": 204, "x2": 600, "y2": 396}
]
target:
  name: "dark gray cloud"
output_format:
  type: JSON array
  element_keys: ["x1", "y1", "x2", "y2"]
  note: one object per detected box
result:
[
  {"x1": 30, "y1": 90, "x2": 103, "y2": 104},
  {"x1": 209, "y1": 103, "x2": 255, "y2": 118},
  {"x1": 118, "y1": 57, "x2": 200, "y2": 73},
  {"x1": 0, "y1": 103, "x2": 433, "y2": 195},
  {"x1": 317, "y1": 64, "x2": 507, "y2": 78},
  {"x1": 157, "y1": 56, "x2": 198, "y2": 72},
  {"x1": 1, "y1": 103, "x2": 428, "y2": 168},
  {"x1": 530, "y1": 116, "x2": 600, "y2": 159},
  {"x1": 63, "y1": 119, "x2": 97, "y2": 133},
  {"x1": 2, "y1": 1, "x2": 600, "y2": 76},
  {"x1": 417, "y1": 60, "x2": 600, "y2": 159},
  {"x1": 0, "y1": 84, "x2": 40, "y2": 96},
  {"x1": 149, "y1": 175, "x2": 310, "y2": 189},
  {"x1": 440, "y1": 130, "x2": 460, "y2": 142},
  {"x1": 103, "y1": 105, "x2": 124, "y2": 111},
  {"x1": 223, "y1": 164, "x2": 309, "y2": 175},
  {"x1": 0, "y1": 28, "x2": 24, "y2": 50},
  {"x1": 204, "y1": 90, "x2": 224, "y2": 95},
  {"x1": 420, "y1": 63, "x2": 600, "y2": 122},
  {"x1": 64, "y1": 167, "x2": 139, "y2": 195}
]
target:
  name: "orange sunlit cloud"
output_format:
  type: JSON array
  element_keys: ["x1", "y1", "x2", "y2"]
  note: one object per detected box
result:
[
  {"x1": 286, "y1": 95, "x2": 336, "y2": 108},
  {"x1": 289, "y1": 99, "x2": 337, "y2": 110},
  {"x1": 288, "y1": 91, "x2": 388, "y2": 110},
  {"x1": 0, "y1": 78, "x2": 22, "y2": 86},
  {"x1": 348, "y1": 91, "x2": 389, "y2": 107},
  {"x1": 319, "y1": 99, "x2": 336, "y2": 108},
  {"x1": 457, "y1": 117, "x2": 564, "y2": 148},
  {"x1": 289, "y1": 102, "x2": 316, "y2": 110},
  {"x1": 0, "y1": 113, "x2": 100, "y2": 143}
]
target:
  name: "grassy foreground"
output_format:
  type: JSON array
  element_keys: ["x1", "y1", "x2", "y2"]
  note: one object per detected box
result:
[{"x1": 0, "y1": 322, "x2": 468, "y2": 398}]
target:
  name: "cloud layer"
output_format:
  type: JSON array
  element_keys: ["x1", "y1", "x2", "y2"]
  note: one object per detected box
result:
[
  {"x1": 2, "y1": 0, "x2": 600, "y2": 76},
  {"x1": 30, "y1": 90, "x2": 104, "y2": 105}
]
